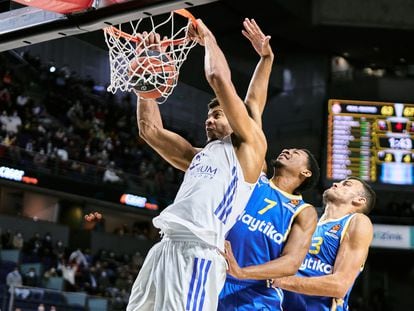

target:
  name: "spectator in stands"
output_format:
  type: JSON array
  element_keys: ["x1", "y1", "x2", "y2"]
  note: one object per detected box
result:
[
  {"x1": 37, "y1": 303, "x2": 45, "y2": 311},
  {"x1": 33, "y1": 148, "x2": 48, "y2": 167},
  {"x1": 103, "y1": 161, "x2": 123, "y2": 184},
  {"x1": 7, "y1": 110, "x2": 22, "y2": 134},
  {"x1": 68, "y1": 248, "x2": 89, "y2": 268},
  {"x1": 1, "y1": 229, "x2": 12, "y2": 249},
  {"x1": 0, "y1": 85, "x2": 11, "y2": 106},
  {"x1": 26, "y1": 232, "x2": 42, "y2": 249},
  {"x1": 6, "y1": 265, "x2": 23, "y2": 288},
  {"x1": 58, "y1": 259, "x2": 78, "y2": 291},
  {"x1": 23, "y1": 267, "x2": 38, "y2": 287},
  {"x1": 83, "y1": 265, "x2": 99, "y2": 295},
  {"x1": 42, "y1": 232, "x2": 53, "y2": 252},
  {"x1": 53, "y1": 239, "x2": 66, "y2": 258},
  {"x1": 12, "y1": 231, "x2": 24, "y2": 250},
  {"x1": 132, "y1": 221, "x2": 150, "y2": 240},
  {"x1": 16, "y1": 91, "x2": 30, "y2": 109},
  {"x1": 43, "y1": 267, "x2": 58, "y2": 283},
  {"x1": 98, "y1": 269, "x2": 111, "y2": 293},
  {"x1": 24, "y1": 232, "x2": 43, "y2": 262}
]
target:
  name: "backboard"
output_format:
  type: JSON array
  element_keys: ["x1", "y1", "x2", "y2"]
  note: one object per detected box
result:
[{"x1": 0, "y1": 0, "x2": 218, "y2": 52}]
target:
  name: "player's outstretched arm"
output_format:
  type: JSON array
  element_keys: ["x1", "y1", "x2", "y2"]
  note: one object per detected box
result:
[
  {"x1": 135, "y1": 32, "x2": 199, "y2": 172},
  {"x1": 189, "y1": 19, "x2": 266, "y2": 182},
  {"x1": 273, "y1": 213, "x2": 373, "y2": 298},
  {"x1": 223, "y1": 205, "x2": 317, "y2": 280},
  {"x1": 242, "y1": 18, "x2": 274, "y2": 128}
]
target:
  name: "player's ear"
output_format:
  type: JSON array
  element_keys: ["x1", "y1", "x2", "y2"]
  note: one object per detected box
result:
[
  {"x1": 352, "y1": 195, "x2": 366, "y2": 208},
  {"x1": 300, "y1": 169, "x2": 312, "y2": 178}
]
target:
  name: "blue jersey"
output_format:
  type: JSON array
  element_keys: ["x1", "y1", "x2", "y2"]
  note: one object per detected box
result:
[
  {"x1": 219, "y1": 174, "x2": 311, "y2": 310},
  {"x1": 283, "y1": 213, "x2": 359, "y2": 311}
]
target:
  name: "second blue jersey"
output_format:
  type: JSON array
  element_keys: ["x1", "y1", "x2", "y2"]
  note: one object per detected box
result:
[
  {"x1": 226, "y1": 174, "x2": 311, "y2": 283},
  {"x1": 283, "y1": 213, "x2": 359, "y2": 311}
]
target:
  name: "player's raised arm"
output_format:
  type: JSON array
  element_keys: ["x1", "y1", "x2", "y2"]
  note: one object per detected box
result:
[
  {"x1": 189, "y1": 19, "x2": 266, "y2": 182},
  {"x1": 135, "y1": 32, "x2": 199, "y2": 172},
  {"x1": 242, "y1": 18, "x2": 274, "y2": 127},
  {"x1": 273, "y1": 214, "x2": 373, "y2": 298}
]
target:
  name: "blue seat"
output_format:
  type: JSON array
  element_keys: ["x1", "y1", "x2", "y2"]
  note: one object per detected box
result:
[
  {"x1": 43, "y1": 276, "x2": 64, "y2": 291},
  {"x1": 63, "y1": 291, "x2": 87, "y2": 308},
  {"x1": 87, "y1": 297, "x2": 108, "y2": 311},
  {"x1": 0, "y1": 249, "x2": 20, "y2": 263}
]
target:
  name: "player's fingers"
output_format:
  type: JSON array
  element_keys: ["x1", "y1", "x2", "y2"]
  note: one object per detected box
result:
[
  {"x1": 241, "y1": 30, "x2": 252, "y2": 41},
  {"x1": 251, "y1": 19, "x2": 264, "y2": 36},
  {"x1": 224, "y1": 240, "x2": 233, "y2": 255},
  {"x1": 150, "y1": 32, "x2": 156, "y2": 46},
  {"x1": 243, "y1": 18, "x2": 254, "y2": 34},
  {"x1": 154, "y1": 32, "x2": 161, "y2": 44},
  {"x1": 250, "y1": 19, "x2": 262, "y2": 33}
]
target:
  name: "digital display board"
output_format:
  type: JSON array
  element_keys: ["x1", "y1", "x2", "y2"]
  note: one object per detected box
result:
[{"x1": 326, "y1": 99, "x2": 414, "y2": 186}]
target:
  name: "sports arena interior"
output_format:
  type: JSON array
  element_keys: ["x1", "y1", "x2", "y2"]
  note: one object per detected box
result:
[{"x1": 0, "y1": 0, "x2": 413, "y2": 310}]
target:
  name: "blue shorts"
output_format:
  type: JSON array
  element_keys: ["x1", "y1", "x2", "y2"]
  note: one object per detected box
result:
[
  {"x1": 218, "y1": 277, "x2": 283, "y2": 311},
  {"x1": 282, "y1": 290, "x2": 307, "y2": 311}
]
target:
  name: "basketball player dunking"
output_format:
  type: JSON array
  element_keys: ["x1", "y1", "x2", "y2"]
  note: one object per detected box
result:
[{"x1": 125, "y1": 18, "x2": 270, "y2": 311}]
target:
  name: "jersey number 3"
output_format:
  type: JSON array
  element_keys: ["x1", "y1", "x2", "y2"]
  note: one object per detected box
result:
[{"x1": 309, "y1": 237, "x2": 324, "y2": 255}]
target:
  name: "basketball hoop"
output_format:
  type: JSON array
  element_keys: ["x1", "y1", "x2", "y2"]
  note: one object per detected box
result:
[{"x1": 104, "y1": 9, "x2": 198, "y2": 103}]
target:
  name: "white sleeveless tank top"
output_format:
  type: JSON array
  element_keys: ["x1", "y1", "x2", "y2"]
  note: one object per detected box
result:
[{"x1": 152, "y1": 135, "x2": 255, "y2": 250}]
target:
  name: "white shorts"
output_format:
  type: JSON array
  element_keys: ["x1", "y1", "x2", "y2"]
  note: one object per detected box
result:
[{"x1": 127, "y1": 234, "x2": 227, "y2": 311}]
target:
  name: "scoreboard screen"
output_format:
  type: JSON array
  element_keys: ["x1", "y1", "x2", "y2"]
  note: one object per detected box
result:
[{"x1": 326, "y1": 99, "x2": 414, "y2": 186}]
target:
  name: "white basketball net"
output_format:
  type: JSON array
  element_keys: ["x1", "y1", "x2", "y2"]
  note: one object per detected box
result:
[{"x1": 104, "y1": 10, "x2": 198, "y2": 103}]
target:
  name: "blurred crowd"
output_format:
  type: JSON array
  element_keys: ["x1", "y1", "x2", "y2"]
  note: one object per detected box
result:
[
  {"x1": 1, "y1": 228, "x2": 147, "y2": 310},
  {"x1": 0, "y1": 52, "x2": 185, "y2": 204}
]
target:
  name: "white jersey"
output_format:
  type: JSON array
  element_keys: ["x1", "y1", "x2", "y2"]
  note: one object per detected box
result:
[{"x1": 153, "y1": 135, "x2": 255, "y2": 250}]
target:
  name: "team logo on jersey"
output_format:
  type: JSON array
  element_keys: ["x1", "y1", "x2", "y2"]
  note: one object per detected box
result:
[
  {"x1": 260, "y1": 174, "x2": 269, "y2": 185},
  {"x1": 189, "y1": 152, "x2": 205, "y2": 170},
  {"x1": 300, "y1": 258, "x2": 333, "y2": 274},
  {"x1": 237, "y1": 211, "x2": 284, "y2": 244},
  {"x1": 325, "y1": 224, "x2": 341, "y2": 239},
  {"x1": 189, "y1": 152, "x2": 218, "y2": 179},
  {"x1": 282, "y1": 199, "x2": 301, "y2": 213},
  {"x1": 329, "y1": 224, "x2": 341, "y2": 233},
  {"x1": 290, "y1": 199, "x2": 300, "y2": 206}
]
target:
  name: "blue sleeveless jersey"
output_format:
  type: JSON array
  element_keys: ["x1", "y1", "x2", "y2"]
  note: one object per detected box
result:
[
  {"x1": 219, "y1": 174, "x2": 311, "y2": 310},
  {"x1": 283, "y1": 213, "x2": 359, "y2": 311}
]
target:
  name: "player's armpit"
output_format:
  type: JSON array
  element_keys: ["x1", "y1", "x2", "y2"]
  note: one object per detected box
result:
[{"x1": 137, "y1": 98, "x2": 199, "y2": 171}]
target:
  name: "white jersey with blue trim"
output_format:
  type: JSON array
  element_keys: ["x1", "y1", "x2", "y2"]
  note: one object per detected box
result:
[
  {"x1": 225, "y1": 174, "x2": 311, "y2": 285},
  {"x1": 153, "y1": 135, "x2": 255, "y2": 250}
]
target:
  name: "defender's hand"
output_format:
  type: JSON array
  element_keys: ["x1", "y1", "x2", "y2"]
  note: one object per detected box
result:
[{"x1": 242, "y1": 18, "x2": 272, "y2": 58}]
